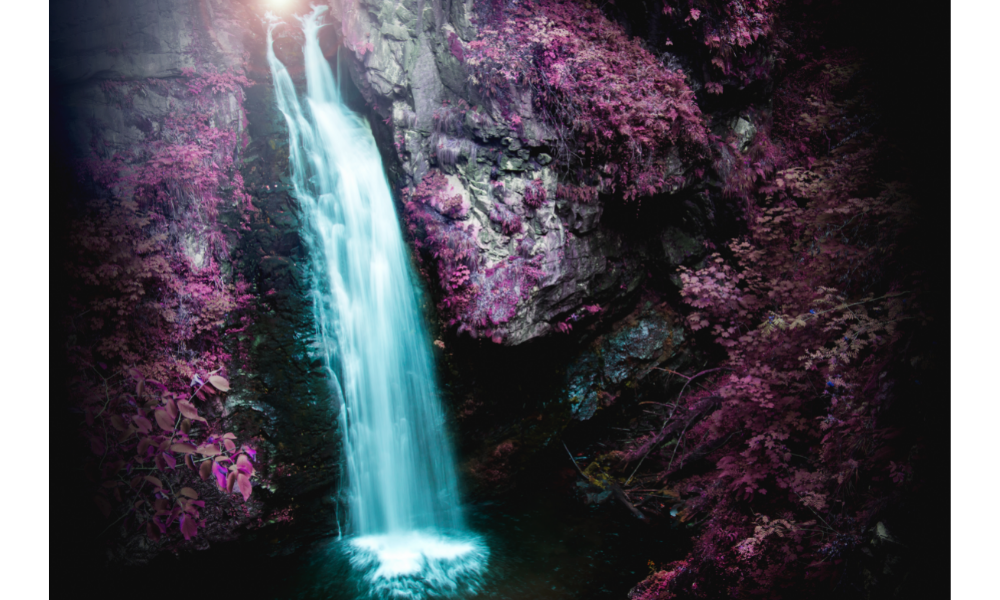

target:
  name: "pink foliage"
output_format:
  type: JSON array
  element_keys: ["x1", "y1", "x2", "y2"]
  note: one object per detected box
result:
[
  {"x1": 555, "y1": 183, "x2": 599, "y2": 204},
  {"x1": 66, "y1": 64, "x2": 261, "y2": 548},
  {"x1": 466, "y1": 0, "x2": 709, "y2": 200},
  {"x1": 488, "y1": 202, "x2": 523, "y2": 236},
  {"x1": 404, "y1": 170, "x2": 544, "y2": 342},
  {"x1": 448, "y1": 31, "x2": 465, "y2": 63},
  {"x1": 664, "y1": 0, "x2": 783, "y2": 88},
  {"x1": 615, "y1": 50, "x2": 926, "y2": 598},
  {"x1": 522, "y1": 179, "x2": 548, "y2": 209}
]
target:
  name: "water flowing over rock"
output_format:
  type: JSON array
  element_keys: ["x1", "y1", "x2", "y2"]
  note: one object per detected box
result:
[
  {"x1": 266, "y1": 7, "x2": 486, "y2": 595},
  {"x1": 52, "y1": 2, "x2": 946, "y2": 598},
  {"x1": 335, "y1": 0, "x2": 724, "y2": 346}
]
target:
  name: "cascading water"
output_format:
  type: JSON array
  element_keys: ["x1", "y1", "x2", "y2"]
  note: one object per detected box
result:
[{"x1": 266, "y1": 7, "x2": 486, "y2": 598}]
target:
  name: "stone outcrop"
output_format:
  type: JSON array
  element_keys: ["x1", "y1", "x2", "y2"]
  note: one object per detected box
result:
[
  {"x1": 53, "y1": 0, "x2": 768, "y2": 562},
  {"x1": 334, "y1": 0, "x2": 723, "y2": 345},
  {"x1": 52, "y1": 0, "x2": 343, "y2": 561},
  {"x1": 565, "y1": 299, "x2": 688, "y2": 421}
]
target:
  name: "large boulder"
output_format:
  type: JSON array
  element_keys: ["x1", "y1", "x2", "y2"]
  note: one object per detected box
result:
[{"x1": 334, "y1": 0, "x2": 731, "y2": 345}]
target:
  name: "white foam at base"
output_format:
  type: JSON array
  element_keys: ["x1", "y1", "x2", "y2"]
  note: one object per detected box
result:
[{"x1": 347, "y1": 531, "x2": 489, "y2": 598}]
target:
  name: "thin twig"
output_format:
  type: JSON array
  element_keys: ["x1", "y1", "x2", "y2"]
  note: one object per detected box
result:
[
  {"x1": 624, "y1": 369, "x2": 729, "y2": 485},
  {"x1": 96, "y1": 506, "x2": 131, "y2": 539},
  {"x1": 563, "y1": 441, "x2": 646, "y2": 520},
  {"x1": 665, "y1": 418, "x2": 694, "y2": 474},
  {"x1": 562, "y1": 441, "x2": 590, "y2": 480},
  {"x1": 653, "y1": 367, "x2": 730, "y2": 421}
]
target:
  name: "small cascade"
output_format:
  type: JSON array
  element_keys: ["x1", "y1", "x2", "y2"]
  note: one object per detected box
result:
[{"x1": 266, "y1": 7, "x2": 487, "y2": 597}]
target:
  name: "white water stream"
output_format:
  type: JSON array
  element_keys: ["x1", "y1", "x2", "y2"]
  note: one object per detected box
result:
[{"x1": 266, "y1": 7, "x2": 486, "y2": 597}]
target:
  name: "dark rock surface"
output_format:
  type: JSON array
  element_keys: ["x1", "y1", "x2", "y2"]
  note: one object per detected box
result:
[
  {"x1": 334, "y1": 0, "x2": 727, "y2": 345},
  {"x1": 52, "y1": 0, "x2": 343, "y2": 561},
  {"x1": 51, "y1": 0, "x2": 755, "y2": 561},
  {"x1": 565, "y1": 299, "x2": 688, "y2": 421}
]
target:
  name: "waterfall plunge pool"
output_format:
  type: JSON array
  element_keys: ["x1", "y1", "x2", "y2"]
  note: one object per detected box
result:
[
  {"x1": 79, "y1": 459, "x2": 692, "y2": 599},
  {"x1": 202, "y1": 487, "x2": 690, "y2": 600},
  {"x1": 72, "y1": 8, "x2": 691, "y2": 599}
]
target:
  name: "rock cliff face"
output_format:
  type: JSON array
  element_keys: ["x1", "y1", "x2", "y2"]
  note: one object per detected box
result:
[
  {"x1": 53, "y1": 0, "x2": 343, "y2": 561},
  {"x1": 53, "y1": 4, "x2": 945, "y2": 599},
  {"x1": 336, "y1": 0, "x2": 729, "y2": 346},
  {"x1": 323, "y1": 0, "x2": 766, "y2": 488},
  {"x1": 54, "y1": 0, "x2": 772, "y2": 561}
]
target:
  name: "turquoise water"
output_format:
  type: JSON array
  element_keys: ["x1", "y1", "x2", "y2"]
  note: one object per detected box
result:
[
  {"x1": 241, "y1": 489, "x2": 689, "y2": 600},
  {"x1": 267, "y1": 6, "x2": 486, "y2": 597},
  {"x1": 83, "y1": 479, "x2": 692, "y2": 600}
]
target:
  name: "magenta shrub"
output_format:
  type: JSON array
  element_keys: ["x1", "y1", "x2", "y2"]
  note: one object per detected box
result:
[
  {"x1": 404, "y1": 170, "x2": 544, "y2": 342},
  {"x1": 523, "y1": 178, "x2": 548, "y2": 208},
  {"x1": 66, "y1": 65, "x2": 267, "y2": 549},
  {"x1": 466, "y1": 0, "x2": 710, "y2": 200},
  {"x1": 488, "y1": 202, "x2": 524, "y2": 236},
  {"x1": 614, "y1": 52, "x2": 925, "y2": 598},
  {"x1": 661, "y1": 1, "x2": 783, "y2": 89}
]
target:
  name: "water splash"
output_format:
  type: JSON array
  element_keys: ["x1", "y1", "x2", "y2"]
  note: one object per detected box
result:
[
  {"x1": 348, "y1": 531, "x2": 488, "y2": 598},
  {"x1": 266, "y1": 6, "x2": 486, "y2": 597}
]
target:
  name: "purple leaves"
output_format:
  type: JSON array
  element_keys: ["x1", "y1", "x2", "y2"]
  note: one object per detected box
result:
[
  {"x1": 208, "y1": 375, "x2": 230, "y2": 392},
  {"x1": 448, "y1": 32, "x2": 465, "y2": 63},
  {"x1": 170, "y1": 442, "x2": 197, "y2": 454},
  {"x1": 236, "y1": 454, "x2": 254, "y2": 477},
  {"x1": 133, "y1": 414, "x2": 152, "y2": 434},
  {"x1": 154, "y1": 408, "x2": 175, "y2": 432},
  {"x1": 199, "y1": 459, "x2": 213, "y2": 481},
  {"x1": 466, "y1": 0, "x2": 709, "y2": 200},
  {"x1": 212, "y1": 461, "x2": 228, "y2": 490},
  {"x1": 162, "y1": 452, "x2": 177, "y2": 469},
  {"x1": 79, "y1": 365, "x2": 257, "y2": 544},
  {"x1": 236, "y1": 473, "x2": 252, "y2": 502},
  {"x1": 179, "y1": 515, "x2": 198, "y2": 540},
  {"x1": 68, "y1": 59, "x2": 261, "y2": 550},
  {"x1": 488, "y1": 203, "x2": 523, "y2": 236},
  {"x1": 177, "y1": 399, "x2": 206, "y2": 423},
  {"x1": 197, "y1": 443, "x2": 221, "y2": 457},
  {"x1": 522, "y1": 179, "x2": 547, "y2": 208}
]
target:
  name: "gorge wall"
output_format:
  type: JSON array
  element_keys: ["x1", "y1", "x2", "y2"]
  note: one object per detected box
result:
[{"x1": 53, "y1": 1, "x2": 946, "y2": 598}]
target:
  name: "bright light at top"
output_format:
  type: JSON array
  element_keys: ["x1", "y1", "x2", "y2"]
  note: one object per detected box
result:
[{"x1": 265, "y1": 0, "x2": 295, "y2": 9}]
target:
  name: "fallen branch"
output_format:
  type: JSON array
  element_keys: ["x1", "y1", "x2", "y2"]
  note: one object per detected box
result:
[
  {"x1": 653, "y1": 367, "x2": 730, "y2": 422},
  {"x1": 662, "y1": 430, "x2": 740, "y2": 481},
  {"x1": 562, "y1": 441, "x2": 646, "y2": 520},
  {"x1": 624, "y1": 395, "x2": 723, "y2": 485},
  {"x1": 562, "y1": 441, "x2": 590, "y2": 480},
  {"x1": 608, "y1": 479, "x2": 647, "y2": 520}
]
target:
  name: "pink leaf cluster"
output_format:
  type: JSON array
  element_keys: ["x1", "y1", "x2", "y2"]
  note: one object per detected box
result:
[
  {"x1": 404, "y1": 170, "x2": 543, "y2": 342},
  {"x1": 617, "y1": 53, "x2": 926, "y2": 598},
  {"x1": 466, "y1": 0, "x2": 710, "y2": 200},
  {"x1": 66, "y1": 64, "x2": 265, "y2": 549}
]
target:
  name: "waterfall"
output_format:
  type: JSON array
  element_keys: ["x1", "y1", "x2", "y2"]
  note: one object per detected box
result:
[{"x1": 266, "y1": 7, "x2": 486, "y2": 598}]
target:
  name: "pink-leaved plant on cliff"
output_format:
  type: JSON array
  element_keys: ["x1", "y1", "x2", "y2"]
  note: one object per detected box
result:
[
  {"x1": 66, "y1": 65, "x2": 270, "y2": 549},
  {"x1": 84, "y1": 369, "x2": 255, "y2": 542},
  {"x1": 466, "y1": 0, "x2": 709, "y2": 200},
  {"x1": 403, "y1": 171, "x2": 544, "y2": 343},
  {"x1": 568, "y1": 50, "x2": 927, "y2": 599},
  {"x1": 662, "y1": 0, "x2": 784, "y2": 91}
]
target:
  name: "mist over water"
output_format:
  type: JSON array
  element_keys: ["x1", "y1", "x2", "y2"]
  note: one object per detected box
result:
[{"x1": 266, "y1": 6, "x2": 487, "y2": 597}]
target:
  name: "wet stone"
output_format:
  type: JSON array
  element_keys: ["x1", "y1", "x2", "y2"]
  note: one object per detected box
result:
[{"x1": 500, "y1": 156, "x2": 525, "y2": 171}]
